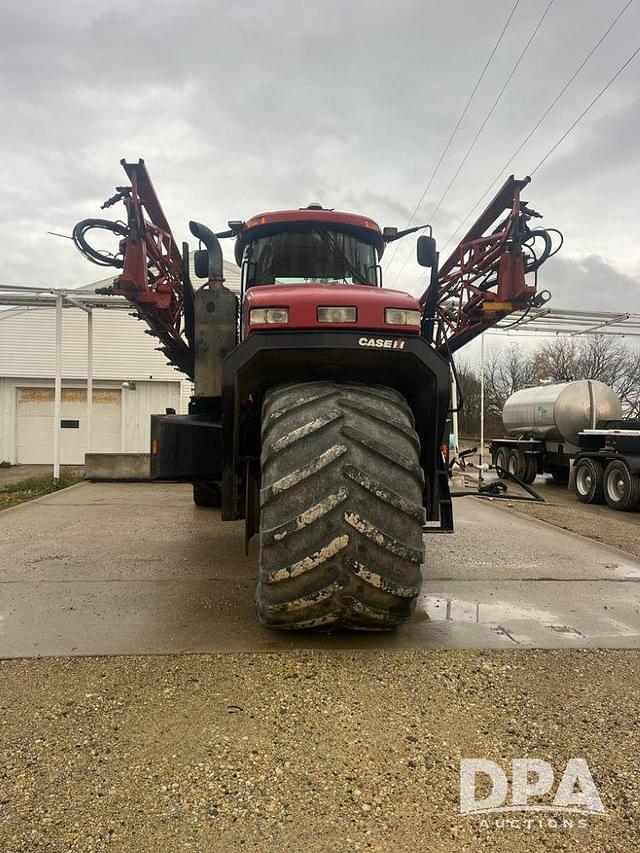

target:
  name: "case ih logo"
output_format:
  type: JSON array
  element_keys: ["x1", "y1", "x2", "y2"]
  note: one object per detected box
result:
[{"x1": 358, "y1": 337, "x2": 406, "y2": 350}]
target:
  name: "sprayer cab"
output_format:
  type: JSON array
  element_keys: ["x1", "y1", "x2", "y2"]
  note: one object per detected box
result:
[
  {"x1": 234, "y1": 204, "x2": 386, "y2": 285},
  {"x1": 231, "y1": 204, "x2": 424, "y2": 337}
]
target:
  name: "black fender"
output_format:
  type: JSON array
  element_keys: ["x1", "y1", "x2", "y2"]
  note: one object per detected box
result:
[{"x1": 221, "y1": 330, "x2": 452, "y2": 531}]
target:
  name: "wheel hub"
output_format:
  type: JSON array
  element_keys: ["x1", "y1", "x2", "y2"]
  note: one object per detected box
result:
[
  {"x1": 608, "y1": 474, "x2": 625, "y2": 502},
  {"x1": 576, "y1": 468, "x2": 592, "y2": 494}
]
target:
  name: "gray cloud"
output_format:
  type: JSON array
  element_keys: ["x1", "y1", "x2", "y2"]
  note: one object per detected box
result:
[
  {"x1": 0, "y1": 0, "x2": 639, "y2": 314},
  {"x1": 542, "y1": 253, "x2": 640, "y2": 312}
]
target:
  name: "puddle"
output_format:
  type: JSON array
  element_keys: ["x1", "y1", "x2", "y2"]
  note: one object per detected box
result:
[
  {"x1": 420, "y1": 593, "x2": 556, "y2": 625},
  {"x1": 609, "y1": 563, "x2": 640, "y2": 579},
  {"x1": 419, "y1": 592, "x2": 640, "y2": 641},
  {"x1": 548, "y1": 624, "x2": 582, "y2": 636}
]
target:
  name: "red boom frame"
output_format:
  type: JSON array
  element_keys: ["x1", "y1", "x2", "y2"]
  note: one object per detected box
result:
[
  {"x1": 109, "y1": 160, "x2": 191, "y2": 374},
  {"x1": 422, "y1": 175, "x2": 537, "y2": 354}
]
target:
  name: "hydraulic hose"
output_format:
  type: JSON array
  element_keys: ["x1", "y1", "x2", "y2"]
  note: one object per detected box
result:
[{"x1": 72, "y1": 218, "x2": 128, "y2": 268}]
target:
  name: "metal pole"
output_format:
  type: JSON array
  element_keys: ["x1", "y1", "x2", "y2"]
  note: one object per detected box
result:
[
  {"x1": 53, "y1": 295, "x2": 63, "y2": 480},
  {"x1": 121, "y1": 386, "x2": 126, "y2": 453},
  {"x1": 479, "y1": 332, "x2": 485, "y2": 482},
  {"x1": 450, "y1": 367, "x2": 459, "y2": 459},
  {"x1": 86, "y1": 310, "x2": 93, "y2": 454}
]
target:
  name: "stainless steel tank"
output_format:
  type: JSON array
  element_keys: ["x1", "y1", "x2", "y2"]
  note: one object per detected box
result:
[{"x1": 502, "y1": 380, "x2": 622, "y2": 445}]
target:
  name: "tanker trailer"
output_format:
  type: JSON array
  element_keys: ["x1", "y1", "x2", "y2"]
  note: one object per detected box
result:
[{"x1": 489, "y1": 380, "x2": 622, "y2": 484}]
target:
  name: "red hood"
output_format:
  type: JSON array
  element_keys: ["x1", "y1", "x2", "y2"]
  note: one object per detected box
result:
[{"x1": 245, "y1": 284, "x2": 421, "y2": 334}]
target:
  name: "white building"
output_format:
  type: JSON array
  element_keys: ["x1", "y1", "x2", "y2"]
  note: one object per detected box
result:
[{"x1": 0, "y1": 260, "x2": 240, "y2": 465}]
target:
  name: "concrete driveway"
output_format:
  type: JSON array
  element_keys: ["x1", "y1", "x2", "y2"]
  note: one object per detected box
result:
[{"x1": 1, "y1": 481, "x2": 639, "y2": 657}]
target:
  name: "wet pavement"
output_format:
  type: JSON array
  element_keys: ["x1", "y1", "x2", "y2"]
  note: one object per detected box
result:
[{"x1": 1, "y1": 482, "x2": 639, "y2": 657}]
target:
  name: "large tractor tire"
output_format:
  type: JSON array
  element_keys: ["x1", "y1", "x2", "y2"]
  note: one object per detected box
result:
[{"x1": 256, "y1": 381, "x2": 426, "y2": 630}]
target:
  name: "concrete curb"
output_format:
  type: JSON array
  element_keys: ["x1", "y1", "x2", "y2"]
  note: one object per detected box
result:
[{"x1": 85, "y1": 453, "x2": 150, "y2": 481}]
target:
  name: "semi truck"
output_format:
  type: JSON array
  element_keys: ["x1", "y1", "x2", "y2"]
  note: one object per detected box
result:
[
  {"x1": 490, "y1": 380, "x2": 640, "y2": 511},
  {"x1": 73, "y1": 160, "x2": 557, "y2": 630}
]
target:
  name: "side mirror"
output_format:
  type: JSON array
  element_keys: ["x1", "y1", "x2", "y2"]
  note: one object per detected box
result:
[
  {"x1": 367, "y1": 264, "x2": 382, "y2": 287},
  {"x1": 194, "y1": 249, "x2": 209, "y2": 279},
  {"x1": 416, "y1": 235, "x2": 437, "y2": 268}
]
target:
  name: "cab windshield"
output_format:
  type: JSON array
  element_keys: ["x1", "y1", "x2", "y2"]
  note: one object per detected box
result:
[{"x1": 244, "y1": 228, "x2": 378, "y2": 287}]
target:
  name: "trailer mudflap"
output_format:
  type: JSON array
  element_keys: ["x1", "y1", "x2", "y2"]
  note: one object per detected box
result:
[
  {"x1": 425, "y1": 466, "x2": 454, "y2": 533},
  {"x1": 150, "y1": 414, "x2": 223, "y2": 481}
]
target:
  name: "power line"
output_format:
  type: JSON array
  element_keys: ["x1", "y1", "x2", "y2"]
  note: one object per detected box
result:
[
  {"x1": 390, "y1": 0, "x2": 555, "y2": 290},
  {"x1": 410, "y1": 41, "x2": 640, "y2": 301},
  {"x1": 382, "y1": 0, "x2": 522, "y2": 276},
  {"x1": 427, "y1": 0, "x2": 556, "y2": 226},
  {"x1": 437, "y1": 0, "x2": 636, "y2": 259},
  {"x1": 530, "y1": 44, "x2": 640, "y2": 174}
]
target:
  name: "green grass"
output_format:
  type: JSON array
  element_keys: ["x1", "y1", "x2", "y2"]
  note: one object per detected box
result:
[{"x1": 0, "y1": 475, "x2": 82, "y2": 510}]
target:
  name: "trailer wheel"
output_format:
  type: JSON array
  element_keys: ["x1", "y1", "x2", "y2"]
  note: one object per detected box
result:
[
  {"x1": 256, "y1": 381, "x2": 425, "y2": 630},
  {"x1": 507, "y1": 448, "x2": 526, "y2": 480},
  {"x1": 573, "y1": 458, "x2": 604, "y2": 504},
  {"x1": 193, "y1": 481, "x2": 221, "y2": 508},
  {"x1": 522, "y1": 454, "x2": 537, "y2": 484},
  {"x1": 495, "y1": 447, "x2": 509, "y2": 479},
  {"x1": 603, "y1": 461, "x2": 640, "y2": 511}
]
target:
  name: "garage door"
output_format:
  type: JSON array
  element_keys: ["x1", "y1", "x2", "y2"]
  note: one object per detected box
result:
[{"x1": 16, "y1": 388, "x2": 122, "y2": 464}]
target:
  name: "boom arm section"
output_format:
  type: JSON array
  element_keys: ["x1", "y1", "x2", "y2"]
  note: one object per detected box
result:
[
  {"x1": 73, "y1": 159, "x2": 192, "y2": 376},
  {"x1": 72, "y1": 162, "x2": 557, "y2": 374},
  {"x1": 420, "y1": 175, "x2": 555, "y2": 355}
]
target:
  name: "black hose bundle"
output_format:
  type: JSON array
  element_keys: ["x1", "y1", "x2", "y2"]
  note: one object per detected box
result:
[
  {"x1": 449, "y1": 465, "x2": 544, "y2": 503},
  {"x1": 72, "y1": 218, "x2": 128, "y2": 268},
  {"x1": 522, "y1": 226, "x2": 563, "y2": 272}
]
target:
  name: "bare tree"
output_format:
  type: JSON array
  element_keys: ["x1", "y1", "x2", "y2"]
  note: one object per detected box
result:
[
  {"x1": 575, "y1": 336, "x2": 640, "y2": 415},
  {"x1": 482, "y1": 343, "x2": 537, "y2": 433},
  {"x1": 532, "y1": 335, "x2": 640, "y2": 416},
  {"x1": 531, "y1": 337, "x2": 579, "y2": 382},
  {"x1": 458, "y1": 334, "x2": 640, "y2": 437},
  {"x1": 455, "y1": 360, "x2": 481, "y2": 436}
]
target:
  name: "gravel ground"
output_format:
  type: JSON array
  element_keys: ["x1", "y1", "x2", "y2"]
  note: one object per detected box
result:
[
  {"x1": 488, "y1": 480, "x2": 640, "y2": 560},
  {"x1": 1, "y1": 650, "x2": 639, "y2": 852},
  {"x1": 457, "y1": 440, "x2": 640, "y2": 559},
  {"x1": 498, "y1": 500, "x2": 640, "y2": 559}
]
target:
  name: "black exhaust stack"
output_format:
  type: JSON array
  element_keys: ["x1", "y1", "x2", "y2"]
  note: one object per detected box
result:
[{"x1": 187, "y1": 221, "x2": 238, "y2": 410}]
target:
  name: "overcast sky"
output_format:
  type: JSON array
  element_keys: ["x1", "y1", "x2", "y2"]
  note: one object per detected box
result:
[{"x1": 1, "y1": 0, "x2": 639, "y2": 316}]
